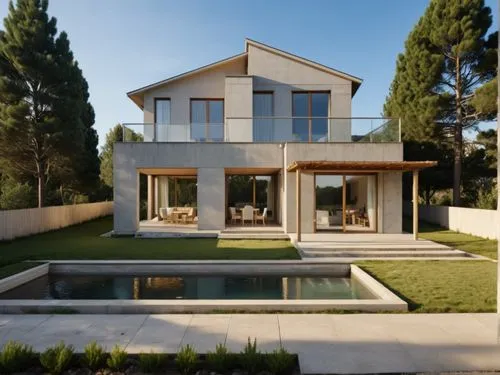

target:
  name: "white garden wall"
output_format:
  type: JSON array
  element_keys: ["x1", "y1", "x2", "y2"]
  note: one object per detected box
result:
[
  {"x1": 403, "y1": 201, "x2": 499, "y2": 240},
  {"x1": 0, "y1": 201, "x2": 113, "y2": 240}
]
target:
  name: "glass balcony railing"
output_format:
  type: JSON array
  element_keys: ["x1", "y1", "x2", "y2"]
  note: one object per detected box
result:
[
  {"x1": 120, "y1": 117, "x2": 401, "y2": 143},
  {"x1": 226, "y1": 117, "x2": 401, "y2": 143},
  {"x1": 121, "y1": 123, "x2": 225, "y2": 142}
]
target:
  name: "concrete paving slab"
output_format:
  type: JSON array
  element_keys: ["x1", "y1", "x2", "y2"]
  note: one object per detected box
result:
[
  {"x1": 225, "y1": 314, "x2": 280, "y2": 352},
  {"x1": 126, "y1": 315, "x2": 191, "y2": 353},
  {"x1": 302, "y1": 343, "x2": 419, "y2": 374},
  {"x1": 0, "y1": 313, "x2": 498, "y2": 373},
  {"x1": 180, "y1": 314, "x2": 230, "y2": 352}
]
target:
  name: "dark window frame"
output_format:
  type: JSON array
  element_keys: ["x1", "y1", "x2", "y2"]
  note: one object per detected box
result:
[{"x1": 291, "y1": 91, "x2": 330, "y2": 142}]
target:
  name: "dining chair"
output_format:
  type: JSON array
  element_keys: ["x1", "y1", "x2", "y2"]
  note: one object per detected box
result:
[
  {"x1": 242, "y1": 205, "x2": 254, "y2": 225},
  {"x1": 255, "y1": 207, "x2": 268, "y2": 225},
  {"x1": 229, "y1": 206, "x2": 242, "y2": 224}
]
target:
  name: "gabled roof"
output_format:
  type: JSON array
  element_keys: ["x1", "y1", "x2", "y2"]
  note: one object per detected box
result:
[
  {"x1": 127, "y1": 53, "x2": 247, "y2": 109},
  {"x1": 127, "y1": 38, "x2": 363, "y2": 109},
  {"x1": 245, "y1": 38, "x2": 363, "y2": 94}
]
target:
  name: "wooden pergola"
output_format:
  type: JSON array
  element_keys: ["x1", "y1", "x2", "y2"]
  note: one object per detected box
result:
[{"x1": 287, "y1": 160, "x2": 438, "y2": 241}]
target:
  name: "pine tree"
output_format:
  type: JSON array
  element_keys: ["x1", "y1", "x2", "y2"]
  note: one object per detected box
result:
[
  {"x1": 0, "y1": 0, "x2": 96, "y2": 207},
  {"x1": 100, "y1": 124, "x2": 142, "y2": 188},
  {"x1": 385, "y1": 0, "x2": 497, "y2": 206}
]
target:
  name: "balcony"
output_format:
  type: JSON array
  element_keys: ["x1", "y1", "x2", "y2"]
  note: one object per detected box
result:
[{"x1": 121, "y1": 117, "x2": 401, "y2": 143}]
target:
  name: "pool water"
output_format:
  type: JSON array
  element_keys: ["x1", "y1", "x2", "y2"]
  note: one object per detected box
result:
[{"x1": 0, "y1": 274, "x2": 376, "y2": 300}]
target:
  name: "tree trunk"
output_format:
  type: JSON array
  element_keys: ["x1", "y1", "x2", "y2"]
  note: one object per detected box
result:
[
  {"x1": 36, "y1": 161, "x2": 45, "y2": 208},
  {"x1": 453, "y1": 56, "x2": 462, "y2": 207},
  {"x1": 37, "y1": 175, "x2": 44, "y2": 208},
  {"x1": 453, "y1": 126, "x2": 462, "y2": 206}
]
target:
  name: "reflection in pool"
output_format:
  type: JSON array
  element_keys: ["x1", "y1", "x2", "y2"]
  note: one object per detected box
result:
[{"x1": 0, "y1": 274, "x2": 376, "y2": 300}]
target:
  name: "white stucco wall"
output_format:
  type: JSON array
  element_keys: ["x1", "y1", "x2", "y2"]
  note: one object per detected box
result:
[
  {"x1": 247, "y1": 44, "x2": 353, "y2": 142},
  {"x1": 402, "y1": 203, "x2": 499, "y2": 240},
  {"x1": 225, "y1": 76, "x2": 253, "y2": 142},
  {"x1": 142, "y1": 56, "x2": 246, "y2": 126},
  {"x1": 197, "y1": 168, "x2": 226, "y2": 230},
  {"x1": 377, "y1": 172, "x2": 402, "y2": 233}
]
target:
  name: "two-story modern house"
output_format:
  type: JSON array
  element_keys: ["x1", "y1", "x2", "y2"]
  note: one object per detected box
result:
[{"x1": 114, "y1": 39, "x2": 434, "y2": 240}]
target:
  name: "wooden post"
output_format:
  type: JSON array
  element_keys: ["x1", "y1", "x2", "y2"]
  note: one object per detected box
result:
[
  {"x1": 413, "y1": 170, "x2": 419, "y2": 240},
  {"x1": 342, "y1": 175, "x2": 346, "y2": 232},
  {"x1": 174, "y1": 177, "x2": 178, "y2": 207},
  {"x1": 296, "y1": 170, "x2": 301, "y2": 242},
  {"x1": 147, "y1": 175, "x2": 154, "y2": 220},
  {"x1": 252, "y1": 176, "x2": 256, "y2": 208}
]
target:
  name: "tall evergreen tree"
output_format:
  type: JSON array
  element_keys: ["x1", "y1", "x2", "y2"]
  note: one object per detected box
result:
[
  {"x1": 100, "y1": 124, "x2": 142, "y2": 188},
  {"x1": 385, "y1": 0, "x2": 497, "y2": 206},
  {"x1": 0, "y1": 0, "x2": 94, "y2": 207}
]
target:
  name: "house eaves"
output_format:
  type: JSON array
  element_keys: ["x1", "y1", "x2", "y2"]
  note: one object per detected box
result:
[{"x1": 127, "y1": 52, "x2": 248, "y2": 109}]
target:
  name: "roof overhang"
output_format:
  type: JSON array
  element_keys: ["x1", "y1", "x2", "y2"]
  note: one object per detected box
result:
[
  {"x1": 127, "y1": 52, "x2": 248, "y2": 109},
  {"x1": 287, "y1": 160, "x2": 438, "y2": 173},
  {"x1": 245, "y1": 38, "x2": 363, "y2": 96}
]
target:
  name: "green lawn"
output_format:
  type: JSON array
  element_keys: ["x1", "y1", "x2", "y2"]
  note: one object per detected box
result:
[
  {"x1": 404, "y1": 217, "x2": 498, "y2": 260},
  {"x1": 358, "y1": 260, "x2": 496, "y2": 313},
  {"x1": 0, "y1": 216, "x2": 299, "y2": 276}
]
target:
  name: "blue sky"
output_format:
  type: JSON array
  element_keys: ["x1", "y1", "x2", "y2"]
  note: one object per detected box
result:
[{"x1": 0, "y1": 0, "x2": 497, "y2": 148}]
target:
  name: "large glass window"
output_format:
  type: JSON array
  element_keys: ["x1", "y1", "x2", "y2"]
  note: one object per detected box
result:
[
  {"x1": 226, "y1": 174, "x2": 278, "y2": 223},
  {"x1": 253, "y1": 92, "x2": 273, "y2": 142},
  {"x1": 292, "y1": 92, "x2": 329, "y2": 142},
  {"x1": 154, "y1": 99, "x2": 170, "y2": 141},
  {"x1": 190, "y1": 99, "x2": 224, "y2": 142},
  {"x1": 315, "y1": 174, "x2": 377, "y2": 232}
]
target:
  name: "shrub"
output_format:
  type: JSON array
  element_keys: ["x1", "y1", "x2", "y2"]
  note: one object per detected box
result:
[
  {"x1": 0, "y1": 341, "x2": 35, "y2": 373},
  {"x1": 138, "y1": 351, "x2": 168, "y2": 373},
  {"x1": 266, "y1": 346, "x2": 294, "y2": 375},
  {"x1": 40, "y1": 341, "x2": 74, "y2": 375},
  {"x1": 83, "y1": 341, "x2": 107, "y2": 371},
  {"x1": 206, "y1": 343, "x2": 232, "y2": 373},
  {"x1": 176, "y1": 344, "x2": 198, "y2": 375},
  {"x1": 106, "y1": 345, "x2": 128, "y2": 371},
  {"x1": 239, "y1": 337, "x2": 262, "y2": 375}
]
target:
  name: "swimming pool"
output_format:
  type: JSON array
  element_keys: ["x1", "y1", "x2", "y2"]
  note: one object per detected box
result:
[
  {"x1": 0, "y1": 261, "x2": 408, "y2": 313},
  {"x1": 0, "y1": 274, "x2": 376, "y2": 300}
]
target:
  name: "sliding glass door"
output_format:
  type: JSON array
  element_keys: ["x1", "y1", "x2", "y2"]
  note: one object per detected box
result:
[
  {"x1": 190, "y1": 99, "x2": 224, "y2": 142},
  {"x1": 292, "y1": 92, "x2": 329, "y2": 142},
  {"x1": 315, "y1": 174, "x2": 377, "y2": 232}
]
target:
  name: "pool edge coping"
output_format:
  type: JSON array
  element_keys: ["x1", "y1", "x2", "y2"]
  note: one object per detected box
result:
[{"x1": 0, "y1": 261, "x2": 408, "y2": 313}]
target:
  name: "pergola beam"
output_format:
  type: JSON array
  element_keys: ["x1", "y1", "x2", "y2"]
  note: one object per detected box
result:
[{"x1": 287, "y1": 160, "x2": 438, "y2": 172}]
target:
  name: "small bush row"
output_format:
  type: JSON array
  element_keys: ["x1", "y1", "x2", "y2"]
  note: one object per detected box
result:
[{"x1": 0, "y1": 337, "x2": 296, "y2": 375}]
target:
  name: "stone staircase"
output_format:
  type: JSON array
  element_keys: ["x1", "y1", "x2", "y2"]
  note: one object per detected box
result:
[
  {"x1": 295, "y1": 237, "x2": 476, "y2": 260},
  {"x1": 218, "y1": 230, "x2": 289, "y2": 240}
]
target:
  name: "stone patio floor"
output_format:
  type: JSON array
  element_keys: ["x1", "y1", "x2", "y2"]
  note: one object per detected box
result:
[{"x1": 0, "y1": 313, "x2": 499, "y2": 373}]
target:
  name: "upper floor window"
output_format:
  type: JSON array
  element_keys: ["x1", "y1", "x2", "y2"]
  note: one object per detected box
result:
[
  {"x1": 154, "y1": 98, "x2": 170, "y2": 141},
  {"x1": 253, "y1": 92, "x2": 273, "y2": 142},
  {"x1": 292, "y1": 92, "x2": 329, "y2": 142},
  {"x1": 190, "y1": 99, "x2": 224, "y2": 142}
]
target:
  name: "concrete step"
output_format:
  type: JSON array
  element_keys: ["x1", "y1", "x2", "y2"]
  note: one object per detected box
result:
[
  {"x1": 299, "y1": 249, "x2": 470, "y2": 258},
  {"x1": 297, "y1": 242, "x2": 450, "y2": 250},
  {"x1": 218, "y1": 233, "x2": 290, "y2": 240},
  {"x1": 298, "y1": 245, "x2": 451, "y2": 252},
  {"x1": 135, "y1": 232, "x2": 218, "y2": 239}
]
